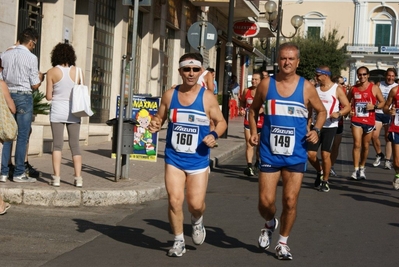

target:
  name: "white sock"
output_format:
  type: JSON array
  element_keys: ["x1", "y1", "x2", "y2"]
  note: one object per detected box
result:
[
  {"x1": 278, "y1": 235, "x2": 289, "y2": 244},
  {"x1": 174, "y1": 233, "x2": 184, "y2": 242},
  {"x1": 191, "y1": 215, "x2": 203, "y2": 225}
]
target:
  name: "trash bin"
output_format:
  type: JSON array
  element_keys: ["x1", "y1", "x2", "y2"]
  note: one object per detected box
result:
[{"x1": 106, "y1": 118, "x2": 138, "y2": 155}]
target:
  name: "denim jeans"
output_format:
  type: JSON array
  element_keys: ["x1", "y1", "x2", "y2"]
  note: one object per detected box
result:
[{"x1": 1, "y1": 92, "x2": 33, "y2": 176}]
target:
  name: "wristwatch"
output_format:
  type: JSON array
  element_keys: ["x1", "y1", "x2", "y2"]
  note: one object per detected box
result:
[{"x1": 312, "y1": 127, "x2": 321, "y2": 137}]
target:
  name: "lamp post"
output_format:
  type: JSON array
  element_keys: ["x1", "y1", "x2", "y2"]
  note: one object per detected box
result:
[{"x1": 264, "y1": 0, "x2": 303, "y2": 76}]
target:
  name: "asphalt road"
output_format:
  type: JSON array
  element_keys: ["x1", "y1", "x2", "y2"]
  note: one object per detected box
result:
[{"x1": 1, "y1": 130, "x2": 398, "y2": 267}]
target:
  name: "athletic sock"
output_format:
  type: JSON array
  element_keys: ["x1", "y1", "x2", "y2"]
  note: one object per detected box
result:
[
  {"x1": 277, "y1": 235, "x2": 289, "y2": 245},
  {"x1": 174, "y1": 233, "x2": 184, "y2": 242}
]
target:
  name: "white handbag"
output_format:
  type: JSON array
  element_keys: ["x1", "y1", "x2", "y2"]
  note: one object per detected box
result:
[{"x1": 71, "y1": 67, "x2": 94, "y2": 117}]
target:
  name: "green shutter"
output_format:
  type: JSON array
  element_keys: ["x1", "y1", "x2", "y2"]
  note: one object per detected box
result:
[
  {"x1": 308, "y1": 27, "x2": 321, "y2": 39},
  {"x1": 375, "y1": 24, "x2": 391, "y2": 46}
]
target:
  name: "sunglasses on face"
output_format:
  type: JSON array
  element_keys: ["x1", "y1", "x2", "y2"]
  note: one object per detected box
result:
[
  {"x1": 358, "y1": 73, "x2": 368, "y2": 76},
  {"x1": 182, "y1": 67, "x2": 201, "y2": 73}
]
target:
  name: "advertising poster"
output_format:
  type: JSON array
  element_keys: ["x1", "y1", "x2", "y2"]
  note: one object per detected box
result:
[{"x1": 115, "y1": 95, "x2": 160, "y2": 162}]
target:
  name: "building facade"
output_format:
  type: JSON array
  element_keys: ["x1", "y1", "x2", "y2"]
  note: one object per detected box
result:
[
  {"x1": 0, "y1": 0, "x2": 262, "y2": 151},
  {"x1": 259, "y1": 0, "x2": 399, "y2": 84}
]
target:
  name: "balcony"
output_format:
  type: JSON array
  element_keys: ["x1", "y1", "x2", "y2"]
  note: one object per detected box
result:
[
  {"x1": 190, "y1": 0, "x2": 260, "y2": 19},
  {"x1": 346, "y1": 43, "x2": 399, "y2": 56}
]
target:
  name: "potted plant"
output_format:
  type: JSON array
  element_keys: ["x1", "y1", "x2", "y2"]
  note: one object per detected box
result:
[{"x1": 32, "y1": 90, "x2": 50, "y2": 121}]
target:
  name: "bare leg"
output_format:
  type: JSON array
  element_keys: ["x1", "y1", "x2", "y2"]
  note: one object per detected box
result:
[
  {"x1": 279, "y1": 169, "x2": 303, "y2": 237},
  {"x1": 165, "y1": 164, "x2": 186, "y2": 236}
]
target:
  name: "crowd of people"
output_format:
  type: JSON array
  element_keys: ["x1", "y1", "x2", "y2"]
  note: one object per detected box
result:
[
  {"x1": 1, "y1": 28, "x2": 398, "y2": 262},
  {"x1": 0, "y1": 28, "x2": 85, "y2": 213}
]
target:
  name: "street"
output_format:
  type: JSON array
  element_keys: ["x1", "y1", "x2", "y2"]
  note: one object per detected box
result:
[{"x1": 1, "y1": 126, "x2": 399, "y2": 266}]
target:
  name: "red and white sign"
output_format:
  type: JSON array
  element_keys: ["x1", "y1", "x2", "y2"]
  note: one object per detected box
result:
[{"x1": 233, "y1": 21, "x2": 260, "y2": 38}]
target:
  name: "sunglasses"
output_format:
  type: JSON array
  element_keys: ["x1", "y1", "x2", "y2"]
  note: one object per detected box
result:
[
  {"x1": 358, "y1": 73, "x2": 368, "y2": 76},
  {"x1": 32, "y1": 40, "x2": 37, "y2": 45},
  {"x1": 182, "y1": 67, "x2": 201, "y2": 73}
]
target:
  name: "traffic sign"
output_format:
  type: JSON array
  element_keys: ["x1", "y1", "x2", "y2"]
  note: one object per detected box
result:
[{"x1": 187, "y1": 21, "x2": 218, "y2": 51}]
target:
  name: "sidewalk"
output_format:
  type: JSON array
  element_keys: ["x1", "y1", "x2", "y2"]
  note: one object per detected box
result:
[{"x1": 0, "y1": 117, "x2": 245, "y2": 207}]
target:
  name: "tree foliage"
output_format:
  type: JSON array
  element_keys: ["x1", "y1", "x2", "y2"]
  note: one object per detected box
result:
[{"x1": 291, "y1": 28, "x2": 346, "y2": 80}]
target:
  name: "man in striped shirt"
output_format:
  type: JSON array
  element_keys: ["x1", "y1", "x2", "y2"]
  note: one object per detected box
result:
[{"x1": 0, "y1": 28, "x2": 44, "y2": 183}]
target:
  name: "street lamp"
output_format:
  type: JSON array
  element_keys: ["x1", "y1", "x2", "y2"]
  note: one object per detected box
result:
[{"x1": 264, "y1": 0, "x2": 303, "y2": 75}]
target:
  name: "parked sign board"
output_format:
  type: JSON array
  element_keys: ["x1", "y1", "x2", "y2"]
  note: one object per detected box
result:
[{"x1": 346, "y1": 46, "x2": 378, "y2": 52}]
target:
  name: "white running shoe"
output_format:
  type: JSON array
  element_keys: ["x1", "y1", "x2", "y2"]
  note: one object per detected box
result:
[
  {"x1": 359, "y1": 168, "x2": 366, "y2": 180},
  {"x1": 393, "y1": 176, "x2": 399, "y2": 190},
  {"x1": 258, "y1": 218, "x2": 279, "y2": 250},
  {"x1": 192, "y1": 219, "x2": 206, "y2": 245},
  {"x1": 275, "y1": 242, "x2": 293, "y2": 260},
  {"x1": 351, "y1": 170, "x2": 359, "y2": 180},
  {"x1": 167, "y1": 240, "x2": 186, "y2": 257},
  {"x1": 330, "y1": 167, "x2": 337, "y2": 177},
  {"x1": 384, "y1": 160, "x2": 392, "y2": 170},
  {"x1": 373, "y1": 155, "x2": 382, "y2": 167}
]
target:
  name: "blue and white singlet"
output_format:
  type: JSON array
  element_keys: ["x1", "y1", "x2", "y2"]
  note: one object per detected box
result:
[
  {"x1": 165, "y1": 86, "x2": 211, "y2": 170},
  {"x1": 260, "y1": 77, "x2": 309, "y2": 166}
]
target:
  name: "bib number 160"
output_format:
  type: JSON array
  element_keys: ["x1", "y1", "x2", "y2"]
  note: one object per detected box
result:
[{"x1": 176, "y1": 133, "x2": 193, "y2": 146}]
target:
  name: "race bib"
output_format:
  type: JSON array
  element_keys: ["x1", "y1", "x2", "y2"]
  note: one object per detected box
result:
[
  {"x1": 171, "y1": 124, "x2": 199, "y2": 154},
  {"x1": 355, "y1": 102, "x2": 369, "y2": 117},
  {"x1": 270, "y1": 125, "x2": 295, "y2": 155},
  {"x1": 394, "y1": 109, "x2": 399, "y2": 126}
]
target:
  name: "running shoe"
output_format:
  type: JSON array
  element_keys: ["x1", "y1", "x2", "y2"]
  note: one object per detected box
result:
[
  {"x1": 258, "y1": 218, "x2": 279, "y2": 250},
  {"x1": 359, "y1": 168, "x2": 366, "y2": 180},
  {"x1": 319, "y1": 180, "x2": 330, "y2": 192},
  {"x1": 393, "y1": 175, "x2": 399, "y2": 190},
  {"x1": 314, "y1": 173, "x2": 322, "y2": 188},
  {"x1": 275, "y1": 242, "x2": 293, "y2": 260},
  {"x1": 192, "y1": 220, "x2": 206, "y2": 245},
  {"x1": 330, "y1": 167, "x2": 337, "y2": 177},
  {"x1": 373, "y1": 154, "x2": 383, "y2": 167},
  {"x1": 244, "y1": 166, "x2": 254, "y2": 176},
  {"x1": 351, "y1": 170, "x2": 359, "y2": 180},
  {"x1": 384, "y1": 160, "x2": 392, "y2": 170},
  {"x1": 167, "y1": 240, "x2": 186, "y2": 257}
]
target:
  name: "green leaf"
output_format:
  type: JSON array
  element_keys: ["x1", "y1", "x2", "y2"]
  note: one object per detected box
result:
[{"x1": 33, "y1": 90, "x2": 51, "y2": 115}]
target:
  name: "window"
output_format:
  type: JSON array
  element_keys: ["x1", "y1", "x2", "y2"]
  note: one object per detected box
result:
[{"x1": 303, "y1": 12, "x2": 326, "y2": 39}]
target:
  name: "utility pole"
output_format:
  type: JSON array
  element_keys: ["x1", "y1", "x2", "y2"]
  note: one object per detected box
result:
[{"x1": 221, "y1": 0, "x2": 235, "y2": 138}]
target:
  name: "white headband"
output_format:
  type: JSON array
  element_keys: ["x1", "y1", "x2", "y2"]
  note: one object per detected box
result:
[{"x1": 179, "y1": 59, "x2": 202, "y2": 68}]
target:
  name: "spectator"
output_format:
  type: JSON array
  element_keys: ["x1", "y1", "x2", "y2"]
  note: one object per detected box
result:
[
  {"x1": 46, "y1": 43, "x2": 83, "y2": 187},
  {"x1": 1, "y1": 27, "x2": 43, "y2": 183}
]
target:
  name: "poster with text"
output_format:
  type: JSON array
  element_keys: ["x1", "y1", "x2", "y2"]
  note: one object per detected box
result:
[{"x1": 115, "y1": 95, "x2": 160, "y2": 162}]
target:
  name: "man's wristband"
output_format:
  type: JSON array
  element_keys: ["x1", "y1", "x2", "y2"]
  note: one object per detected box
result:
[
  {"x1": 209, "y1": 131, "x2": 218, "y2": 140},
  {"x1": 374, "y1": 104, "x2": 378, "y2": 110}
]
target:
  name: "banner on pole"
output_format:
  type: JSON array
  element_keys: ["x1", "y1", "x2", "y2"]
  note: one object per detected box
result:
[{"x1": 115, "y1": 95, "x2": 160, "y2": 162}]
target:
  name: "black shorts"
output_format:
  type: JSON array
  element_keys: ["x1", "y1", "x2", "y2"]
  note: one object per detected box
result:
[
  {"x1": 375, "y1": 113, "x2": 391, "y2": 125},
  {"x1": 307, "y1": 127, "x2": 337, "y2": 153},
  {"x1": 351, "y1": 122, "x2": 375, "y2": 134},
  {"x1": 336, "y1": 124, "x2": 344, "y2": 135},
  {"x1": 388, "y1": 132, "x2": 399, "y2": 144}
]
